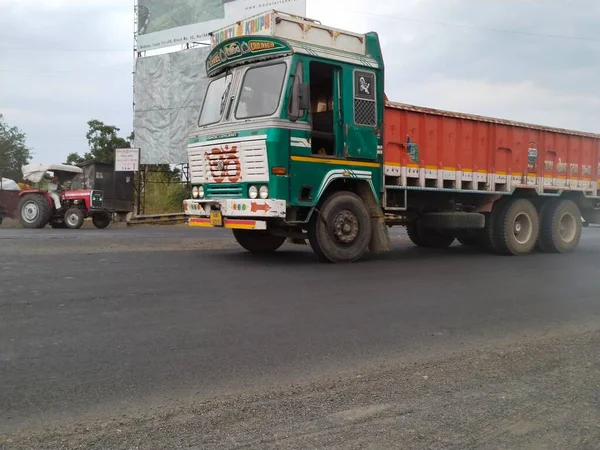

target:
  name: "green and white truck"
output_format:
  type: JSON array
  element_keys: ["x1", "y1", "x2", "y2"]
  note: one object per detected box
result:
[{"x1": 183, "y1": 10, "x2": 600, "y2": 263}]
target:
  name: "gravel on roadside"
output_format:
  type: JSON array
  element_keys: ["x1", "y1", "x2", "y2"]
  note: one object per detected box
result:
[{"x1": 2, "y1": 325, "x2": 599, "y2": 450}]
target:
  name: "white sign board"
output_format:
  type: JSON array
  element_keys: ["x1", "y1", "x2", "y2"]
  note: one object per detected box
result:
[
  {"x1": 115, "y1": 148, "x2": 141, "y2": 172},
  {"x1": 136, "y1": 0, "x2": 306, "y2": 51}
]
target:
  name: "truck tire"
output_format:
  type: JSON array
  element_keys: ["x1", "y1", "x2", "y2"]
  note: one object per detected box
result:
[
  {"x1": 537, "y1": 199, "x2": 582, "y2": 253},
  {"x1": 64, "y1": 208, "x2": 84, "y2": 229},
  {"x1": 92, "y1": 212, "x2": 111, "y2": 229},
  {"x1": 19, "y1": 194, "x2": 51, "y2": 229},
  {"x1": 493, "y1": 198, "x2": 539, "y2": 256},
  {"x1": 232, "y1": 229, "x2": 286, "y2": 253},
  {"x1": 457, "y1": 235, "x2": 479, "y2": 246},
  {"x1": 308, "y1": 191, "x2": 372, "y2": 263},
  {"x1": 481, "y1": 196, "x2": 511, "y2": 253},
  {"x1": 406, "y1": 221, "x2": 455, "y2": 248}
]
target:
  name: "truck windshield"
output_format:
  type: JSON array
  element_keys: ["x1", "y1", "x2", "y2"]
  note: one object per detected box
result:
[
  {"x1": 198, "y1": 73, "x2": 233, "y2": 126},
  {"x1": 235, "y1": 63, "x2": 287, "y2": 120}
]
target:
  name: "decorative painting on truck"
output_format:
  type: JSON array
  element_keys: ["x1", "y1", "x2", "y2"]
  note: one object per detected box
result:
[
  {"x1": 206, "y1": 36, "x2": 292, "y2": 76},
  {"x1": 353, "y1": 70, "x2": 377, "y2": 127},
  {"x1": 527, "y1": 143, "x2": 538, "y2": 171}
]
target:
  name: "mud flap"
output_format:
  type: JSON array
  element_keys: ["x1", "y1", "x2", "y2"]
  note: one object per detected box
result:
[{"x1": 355, "y1": 183, "x2": 391, "y2": 253}]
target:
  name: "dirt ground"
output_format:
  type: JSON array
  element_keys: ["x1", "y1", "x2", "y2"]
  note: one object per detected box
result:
[{"x1": 2, "y1": 323, "x2": 599, "y2": 450}]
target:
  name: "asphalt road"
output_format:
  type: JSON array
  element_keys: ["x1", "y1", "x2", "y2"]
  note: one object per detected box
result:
[{"x1": 1, "y1": 226, "x2": 600, "y2": 449}]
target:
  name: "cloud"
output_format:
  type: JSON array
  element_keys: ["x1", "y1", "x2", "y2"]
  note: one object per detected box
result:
[
  {"x1": 0, "y1": 0, "x2": 598, "y2": 164},
  {"x1": 0, "y1": 0, "x2": 133, "y2": 162}
]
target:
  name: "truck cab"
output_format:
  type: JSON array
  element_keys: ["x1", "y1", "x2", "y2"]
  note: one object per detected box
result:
[{"x1": 184, "y1": 10, "x2": 388, "y2": 262}]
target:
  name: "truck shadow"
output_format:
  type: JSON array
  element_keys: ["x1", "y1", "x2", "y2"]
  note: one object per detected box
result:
[{"x1": 204, "y1": 241, "x2": 511, "y2": 266}]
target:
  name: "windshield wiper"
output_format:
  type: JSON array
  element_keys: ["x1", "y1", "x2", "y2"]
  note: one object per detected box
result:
[{"x1": 219, "y1": 72, "x2": 232, "y2": 116}]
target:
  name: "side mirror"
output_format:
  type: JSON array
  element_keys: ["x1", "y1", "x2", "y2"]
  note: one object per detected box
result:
[
  {"x1": 289, "y1": 75, "x2": 301, "y2": 121},
  {"x1": 298, "y1": 83, "x2": 310, "y2": 111}
]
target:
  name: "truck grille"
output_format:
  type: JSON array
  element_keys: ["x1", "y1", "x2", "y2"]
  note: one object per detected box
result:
[
  {"x1": 91, "y1": 190, "x2": 103, "y2": 208},
  {"x1": 188, "y1": 140, "x2": 268, "y2": 185},
  {"x1": 206, "y1": 184, "x2": 243, "y2": 198}
]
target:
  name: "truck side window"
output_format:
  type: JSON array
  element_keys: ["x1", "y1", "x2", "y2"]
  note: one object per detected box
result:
[
  {"x1": 309, "y1": 62, "x2": 337, "y2": 156},
  {"x1": 353, "y1": 70, "x2": 377, "y2": 127}
]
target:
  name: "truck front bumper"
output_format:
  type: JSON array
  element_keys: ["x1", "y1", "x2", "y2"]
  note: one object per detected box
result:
[{"x1": 183, "y1": 198, "x2": 286, "y2": 230}]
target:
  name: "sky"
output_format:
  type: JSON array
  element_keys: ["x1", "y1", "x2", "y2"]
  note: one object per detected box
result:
[{"x1": 0, "y1": 0, "x2": 599, "y2": 164}]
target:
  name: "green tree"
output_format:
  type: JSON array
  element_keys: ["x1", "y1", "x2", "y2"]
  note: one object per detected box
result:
[
  {"x1": 65, "y1": 119, "x2": 133, "y2": 165},
  {"x1": 0, "y1": 114, "x2": 32, "y2": 182}
]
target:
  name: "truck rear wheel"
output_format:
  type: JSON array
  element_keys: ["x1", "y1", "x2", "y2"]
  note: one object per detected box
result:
[
  {"x1": 232, "y1": 229, "x2": 286, "y2": 253},
  {"x1": 537, "y1": 199, "x2": 582, "y2": 253},
  {"x1": 406, "y1": 221, "x2": 455, "y2": 248},
  {"x1": 308, "y1": 191, "x2": 372, "y2": 263},
  {"x1": 457, "y1": 235, "x2": 479, "y2": 246},
  {"x1": 493, "y1": 198, "x2": 539, "y2": 255},
  {"x1": 481, "y1": 196, "x2": 512, "y2": 253},
  {"x1": 19, "y1": 194, "x2": 51, "y2": 229}
]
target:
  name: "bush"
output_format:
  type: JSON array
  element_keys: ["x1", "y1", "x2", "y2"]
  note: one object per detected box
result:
[{"x1": 142, "y1": 170, "x2": 190, "y2": 214}]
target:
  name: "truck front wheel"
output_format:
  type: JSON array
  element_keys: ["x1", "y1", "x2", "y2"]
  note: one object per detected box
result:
[
  {"x1": 232, "y1": 229, "x2": 286, "y2": 253},
  {"x1": 308, "y1": 191, "x2": 372, "y2": 263},
  {"x1": 537, "y1": 199, "x2": 582, "y2": 253}
]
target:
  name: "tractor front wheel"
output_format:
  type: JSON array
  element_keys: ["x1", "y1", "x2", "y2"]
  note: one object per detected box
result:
[
  {"x1": 92, "y1": 212, "x2": 111, "y2": 229},
  {"x1": 19, "y1": 194, "x2": 51, "y2": 229},
  {"x1": 64, "y1": 208, "x2": 84, "y2": 229}
]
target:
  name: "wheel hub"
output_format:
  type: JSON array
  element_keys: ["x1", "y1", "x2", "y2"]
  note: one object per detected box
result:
[
  {"x1": 66, "y1": 213, "x2": 79, "y2": 226},
  {"x1": 23, "y1": 202, "x2": 39, "y2": 223},
  {"x1": 332, "y1": 210, "x2": 359, "y2": 244},
  {"x1": 559, "y1": 213, "x2": 577, "y2": 242},
  {"x1": 513, "y1": 212, "x2": 533, "y2": 245}
]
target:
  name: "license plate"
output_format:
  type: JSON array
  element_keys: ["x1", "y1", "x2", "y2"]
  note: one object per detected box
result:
[{"x1": 210, "y1": 210, "x2": 223, "y2": 226}]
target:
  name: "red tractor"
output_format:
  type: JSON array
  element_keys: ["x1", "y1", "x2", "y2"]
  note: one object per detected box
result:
[{"x1": 18, "y1": 164, "x2": 113, "y2": 229}]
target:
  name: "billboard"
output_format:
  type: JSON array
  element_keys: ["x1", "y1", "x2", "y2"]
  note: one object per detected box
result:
[
  {"x1": 137, "y1": 0, "x2": 307, "y2": 51},
  {"x1": 133, "y1": 47, "x2": 211, "y2": 164}
]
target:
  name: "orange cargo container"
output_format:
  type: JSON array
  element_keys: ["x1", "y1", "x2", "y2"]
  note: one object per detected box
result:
[{"x1": 383, "y1": 102, "x2": 600, "y2": 195}]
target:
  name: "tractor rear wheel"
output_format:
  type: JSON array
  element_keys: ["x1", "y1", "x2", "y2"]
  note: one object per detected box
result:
[
  {"x1": 64, "y1": 208, "x2": 84, "y2": 229},
  {"x1": 19, "y1": 194, "x2": 51, "y2": 229},
  {"x1": 92, "y1": 212, "x2": 111, "y2": 229},
  {"x1": 232, "y1": 229, "x2": 286, "y2": 253}
]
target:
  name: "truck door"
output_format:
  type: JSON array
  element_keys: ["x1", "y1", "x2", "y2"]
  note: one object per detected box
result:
[
  {"x1": 344, "y1": 69, "x2": 379, "y2": 160},
  {"x1": 308, "y1": 61, "x2": 343, "y2": 157}
]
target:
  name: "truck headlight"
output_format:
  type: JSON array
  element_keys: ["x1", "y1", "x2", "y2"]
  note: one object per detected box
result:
[
  {"x1": 249, "y1": 185, "x2": 258, "y2": 199},
  {"x1": 192, "y1": 186, "x2": 199, "y2": 198},
  {"x1": 198, "y1": 185, "x2": 205, "y2": 199},
  {"x1": 259, "y1": 185, "x2": 269, "y2": 199}
]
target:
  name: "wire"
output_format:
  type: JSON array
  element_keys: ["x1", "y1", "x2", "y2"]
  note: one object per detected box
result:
[
  {"x1": 0, "y1": 62, "x2": 131, "y2": 74},
  {"x1": 350, "y1": 10, "x2": 600, "y2": 43},
  {"x1": 0, "y1": 46, "x2": 131, "y2": 53}
]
